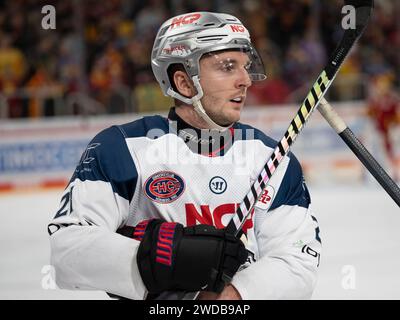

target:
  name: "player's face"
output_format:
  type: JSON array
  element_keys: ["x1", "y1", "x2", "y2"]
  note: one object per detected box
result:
[{"x1": 199, "y1": 51, "x2": 252, "y2": 126}]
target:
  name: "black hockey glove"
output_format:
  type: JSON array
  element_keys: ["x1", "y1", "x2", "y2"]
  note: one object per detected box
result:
[{"x1": 127, "y1": 219, "x2": 247, "y2": 295}]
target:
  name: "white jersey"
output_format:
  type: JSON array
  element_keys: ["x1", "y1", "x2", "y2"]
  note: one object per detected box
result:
[{"x1": 48, "y1": 108, "x2": 321, "y2": 300}]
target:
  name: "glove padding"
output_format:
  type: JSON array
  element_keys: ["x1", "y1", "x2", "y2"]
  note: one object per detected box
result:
[{"x1": 135, "y1": 219, "x2": 248, "y2": 294}]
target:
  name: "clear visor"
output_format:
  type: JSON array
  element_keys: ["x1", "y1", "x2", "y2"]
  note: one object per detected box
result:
[{"x1": 198, "y1": 45, "x2": 267, "y2": 82}]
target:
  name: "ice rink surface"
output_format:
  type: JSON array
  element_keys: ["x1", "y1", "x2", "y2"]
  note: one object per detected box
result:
[{"x1": 0, "y1": 183, "x2": 399, "y2": 300}]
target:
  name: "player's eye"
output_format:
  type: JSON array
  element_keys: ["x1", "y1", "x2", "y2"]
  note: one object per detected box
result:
[{"x1": 220, "y1": 62, "x2": 235, "y2": 72}]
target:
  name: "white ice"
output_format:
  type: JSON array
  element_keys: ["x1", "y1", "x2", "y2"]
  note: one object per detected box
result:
[{"x1": 0, "y1": 183, "x2": 399, "y2": 300}]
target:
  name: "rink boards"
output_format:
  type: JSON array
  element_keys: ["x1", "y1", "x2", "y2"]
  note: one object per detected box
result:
[{"x1": 0, "y1": 101, "x2": 399, "y2": 191}]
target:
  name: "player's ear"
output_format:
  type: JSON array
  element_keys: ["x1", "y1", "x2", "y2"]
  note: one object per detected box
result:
[{"x1": 173, "y1": 71, "x2": 196, "y2": 98}]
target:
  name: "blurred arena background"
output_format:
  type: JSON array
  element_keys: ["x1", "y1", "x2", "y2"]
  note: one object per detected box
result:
[{"x1": 0, "y1": 0, "x2": 399, "y2": 299}]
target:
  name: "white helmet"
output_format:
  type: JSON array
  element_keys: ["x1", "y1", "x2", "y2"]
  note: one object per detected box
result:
[{"x1": 151, "y1": 12, "x2": 266, "y2": 130}]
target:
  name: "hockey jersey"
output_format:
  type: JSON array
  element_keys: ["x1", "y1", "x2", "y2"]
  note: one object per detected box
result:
[{"x1": 48, "y1": 107, "x2": 322, "y2": 300}]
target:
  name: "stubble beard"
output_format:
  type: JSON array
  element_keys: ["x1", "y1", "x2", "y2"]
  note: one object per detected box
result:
[{"x1": 201, "y1": 95, "x2": 242, "y2": 127}]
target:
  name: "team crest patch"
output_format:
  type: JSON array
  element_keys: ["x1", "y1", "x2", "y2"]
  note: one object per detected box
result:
[
  {"x1": 255, "y1": 185, "x2": 275, "y2": 211},
  {"x1": 144, "y1": 171, "x2": 185, "y2": 204}
]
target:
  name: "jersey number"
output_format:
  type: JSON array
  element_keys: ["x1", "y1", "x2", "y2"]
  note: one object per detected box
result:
[{"x1": 54, "y1": 186, "x2": 74, "y2": 218}]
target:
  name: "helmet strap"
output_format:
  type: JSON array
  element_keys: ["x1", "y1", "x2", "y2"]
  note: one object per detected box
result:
[{"x1": 192, "y1": 76, "x2": 233, "y2": 131}]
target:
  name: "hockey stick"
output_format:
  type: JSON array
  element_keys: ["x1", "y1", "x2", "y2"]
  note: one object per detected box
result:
[
  {"x1": 318, "y1": 97, "x2": 400, "y2": 207},
  {"x1": 226, "y1": 0, "x2": 374, "y2": 238},
  {"x1": 156, "y1": 0, "x2": 374, "y2": 300}
]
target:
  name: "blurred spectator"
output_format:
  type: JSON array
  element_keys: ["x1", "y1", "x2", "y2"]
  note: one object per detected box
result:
[
  {"x1": 331, "y1": 48, "x2": 364, "y2": 101},
  {"x1": 134, "y1": 0, "x2": 168, "y2": 40},
  {"x1": 57, "y1": 34, "x2": 84, "y2": 94},
  {"x1": 0, "y1": 0, "x2": 398, "y2": 117},
  {"x1": 89, "y1": 43, "x2": 124, "y2": 108},
  {"x1": 0, "y1": 33, "x2": 27, "y2": 94},
  {"x1": 367, "y1": 71, "x2": 400, "y2": 179},
  {"x1": 25, "y1": 65, "x2": 63, "y2": 117}
]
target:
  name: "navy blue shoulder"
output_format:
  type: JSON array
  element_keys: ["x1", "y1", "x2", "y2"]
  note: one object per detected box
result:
[
  {"x1": 117, "y1": 115, "x2": 169, "y2": 138},
  {"x1": 235, "y1": 122, "x2": 277, "y2": 149},
  {"x1": 71, "y1": 125, "x2": 139, "y2": 201},
  {"x1": 269, "y1": 153, "x2": 311, "y2": 211}
]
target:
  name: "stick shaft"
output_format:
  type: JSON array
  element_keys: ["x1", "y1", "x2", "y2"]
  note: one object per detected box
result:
[{"x1": 318, "y1": 98, "x2": 400, "y2": 207}]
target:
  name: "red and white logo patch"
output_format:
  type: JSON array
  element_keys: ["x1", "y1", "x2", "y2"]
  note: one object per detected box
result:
[
  {"x1": 170, "y1": 13, "x2": 201, "y2": 29},
  {"x1": 255, "y1": 185, "x2": 275, "y2": 211},
  {"x1": 230, "y1": 24, "x2": 245, "y2": 33},
  {"x1": 144, "y1": 171, "x2": 185, "y2": 204}
]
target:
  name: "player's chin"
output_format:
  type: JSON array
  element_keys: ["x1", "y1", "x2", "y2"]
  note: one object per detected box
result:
[
  {"x1": 226, "y1": 103, "x2": 243, "y2": 120},
  {"x1": 223, "y1": 110, "x2": 241, "y2": 124}
]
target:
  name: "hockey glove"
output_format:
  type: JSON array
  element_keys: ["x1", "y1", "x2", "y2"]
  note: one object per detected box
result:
[{"x1": 127, "y1": 219, "x2": 247, "y2": 295}]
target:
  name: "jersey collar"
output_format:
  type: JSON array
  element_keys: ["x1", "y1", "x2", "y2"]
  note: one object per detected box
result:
[{"x1": 168, "y1": 107, "x2": 236, "y2": 157}]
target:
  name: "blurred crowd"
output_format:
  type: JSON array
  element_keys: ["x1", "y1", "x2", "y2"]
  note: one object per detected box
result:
[{"x1": 0, "y1": 0, "x2": 399, "y2": 118}]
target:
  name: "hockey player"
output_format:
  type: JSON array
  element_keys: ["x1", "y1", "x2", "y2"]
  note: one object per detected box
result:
[
  {"x1": 48, "y1": 12, "x2": 322, "y2": 300},
  {"x1": 367, "y1": 72, "x2": 400, "y2": 181}
]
